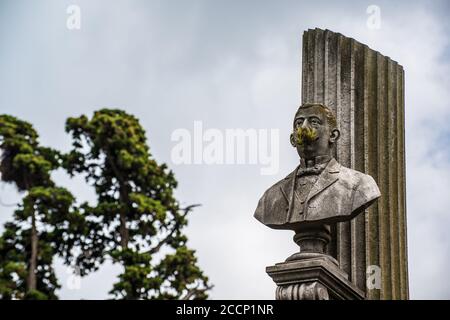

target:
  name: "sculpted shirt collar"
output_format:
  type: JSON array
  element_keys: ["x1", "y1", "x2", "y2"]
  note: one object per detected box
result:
[{"x1": 297, "y1": 155, "x2": 332, "y2": 176}]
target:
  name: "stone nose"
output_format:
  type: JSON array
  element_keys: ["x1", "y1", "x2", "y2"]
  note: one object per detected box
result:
[{"x1": 301, "y1": 119, "x2": 311, "y2": 129}]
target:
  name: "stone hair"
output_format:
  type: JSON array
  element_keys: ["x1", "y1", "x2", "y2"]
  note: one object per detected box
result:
[{"x1": 295, "y1": 103, "x2": 337, "y2": 129}]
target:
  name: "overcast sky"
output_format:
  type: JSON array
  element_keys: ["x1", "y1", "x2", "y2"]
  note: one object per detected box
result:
[{"x1": 1, "y1": 0, "x2": 450, "y2": 299}]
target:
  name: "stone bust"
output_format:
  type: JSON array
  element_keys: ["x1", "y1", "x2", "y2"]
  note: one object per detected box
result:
[{"x1": 254, "y1": 103, "x2": 381, "y2": 231}]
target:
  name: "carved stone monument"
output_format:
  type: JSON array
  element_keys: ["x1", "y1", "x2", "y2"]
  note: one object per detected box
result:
[{"x1": 255, "y1": 29, "x2": 409, "y2": 300}]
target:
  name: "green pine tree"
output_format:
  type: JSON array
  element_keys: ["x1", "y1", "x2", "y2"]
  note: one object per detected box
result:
[
  {"x1": 65, "y1": 109, "x2": 212, "y2": 299},
  {"x1": 0, "y1": 115, "x2": 82, "y2": 299}
]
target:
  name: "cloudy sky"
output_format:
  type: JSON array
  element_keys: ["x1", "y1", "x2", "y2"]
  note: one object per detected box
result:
[{"x1": 1, "y1": 0, "x2": 450, "y2": 299}]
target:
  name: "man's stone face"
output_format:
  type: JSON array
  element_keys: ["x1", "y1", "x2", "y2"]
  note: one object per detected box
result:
[{"x1": 292, "y1": 106, "x2": 332, "y2": 158}]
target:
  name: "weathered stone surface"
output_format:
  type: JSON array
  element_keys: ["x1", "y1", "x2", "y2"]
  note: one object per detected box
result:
[
  {"x1": 276, "y1": 282, "x2": 329, "y2": 300},
  {"x1": 301, "y1": 28, "x2": 408, "y2": 300},
  {"x1": 254, "y1": 157, "x2": 380, "y2": 228},
  {"x1": 254, "y1": 100, "x2": 381, "y2": 300},
  {"x1": 267, "y1": 256, "x2": 365, "y2": 300}
]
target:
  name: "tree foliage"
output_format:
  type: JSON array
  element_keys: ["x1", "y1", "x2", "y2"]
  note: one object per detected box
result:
[
  {"x1": 0, "y1": 111, "x2": 212, "y2": 300},
  {"x1": 0, "y1": 115, "x2": 80, "y2": 299},
  {"x1": 65, "y1": 109, "x2": 211, "y2": 299}
]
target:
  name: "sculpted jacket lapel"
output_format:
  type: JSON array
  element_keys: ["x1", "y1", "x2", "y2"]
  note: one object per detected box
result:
[
  {"x1": 279, "y1": 166, "x2": 299, "y2": 222},
  {"x1": 278, "y1": 159, "x2": 340, "y2": 223},
  {"x1": 306, "y1": 158, "x2": 340, "y2": 204}
]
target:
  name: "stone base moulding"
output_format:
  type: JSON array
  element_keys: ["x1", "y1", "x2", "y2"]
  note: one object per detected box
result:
[{"x1": 266, "y1": 256, "x2": 365, "y2": 300}]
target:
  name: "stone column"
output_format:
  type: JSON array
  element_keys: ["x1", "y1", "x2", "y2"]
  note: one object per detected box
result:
[{"x1": 300, "y1": 28, "x2": 409, "y2": 300}]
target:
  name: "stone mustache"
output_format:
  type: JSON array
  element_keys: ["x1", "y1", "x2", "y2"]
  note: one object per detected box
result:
[{"x1": 254, "y1": 103, "x2": 380, "y2": 231}]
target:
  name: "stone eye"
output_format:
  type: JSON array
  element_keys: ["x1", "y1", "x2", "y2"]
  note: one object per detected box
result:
[
  {"x1": 295, "y1": 118, "x2": 304, "y2": 127},
  {"x1": 310, "y1": 118, "x2": 320, "y2": 125}
]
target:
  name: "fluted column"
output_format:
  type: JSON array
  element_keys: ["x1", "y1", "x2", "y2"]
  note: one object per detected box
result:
[{"x1": 301, "y1": 28, "x2": 408, "y2": 300}]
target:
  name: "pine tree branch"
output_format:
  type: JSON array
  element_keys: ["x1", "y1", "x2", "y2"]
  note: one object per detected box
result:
[
  {"x1": 147, "y1": 204, "x2": 200, "y2": 255},
  {"x1": 181, "y1": 283, "x2": 214, "y2": 300}
]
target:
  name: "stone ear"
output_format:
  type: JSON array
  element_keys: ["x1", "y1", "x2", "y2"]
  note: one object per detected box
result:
[
  {"x1": 330, "y1": 129, "x2": 340, "y2": 143},
  {"x1": 290, "y1": 133, "x2": 296, "y2": 147}
]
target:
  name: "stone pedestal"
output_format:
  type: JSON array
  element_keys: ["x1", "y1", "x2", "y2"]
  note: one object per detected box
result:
[
  {"x1": 266, "y1": 224, "x2": 365, "y2": 300},
  {"x1": 267, "y1": 256, "x2": 365, "y2": 300}
]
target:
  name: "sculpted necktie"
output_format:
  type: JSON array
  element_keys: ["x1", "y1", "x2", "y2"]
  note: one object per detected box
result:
[
  {"x1": 296, "y1": 166, "x2": 324, "y2": 176},
  {"x1": 297, "y1": 161, "x2": 329, "y2": 177}
]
